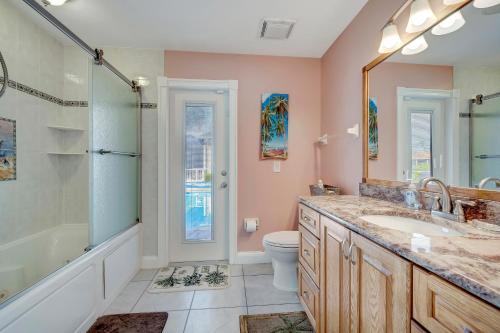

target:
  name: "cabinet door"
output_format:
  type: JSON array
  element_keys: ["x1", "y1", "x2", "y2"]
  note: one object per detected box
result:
[
  {"x1": 350, "y1": 233, "x2": 411, "y2": 333},
  {"x1": 320, "y1": 216, "x2": 351, "y2": 333},
  {"x1": 413, "y1": 267, "x2": 500, "y2": 333}
]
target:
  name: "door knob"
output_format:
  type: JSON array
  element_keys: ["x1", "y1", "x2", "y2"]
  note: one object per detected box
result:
[{"x1": 220, "y1": 182, "x2": 228, "y2": 189}]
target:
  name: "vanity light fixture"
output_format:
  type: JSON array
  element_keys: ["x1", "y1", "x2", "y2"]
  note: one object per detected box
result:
[
  {"x1": 406, "y1": 0, "x2": 437, "y2": 33},
  {"x1": 402, "y1": 36, "x2": 429, "y2": 55},
  {"x1": 378, "y1": 22, "x2": 403, "y2": 54},
  {"x1": 473, "y1": 0, "x2": 500, "y2": 8},
  {"x1": 42, "y1": 0, "x2": 68, "y2": 6},
  {"x1": 431, "y1": 11, "x2": 466, "y2": 35}
]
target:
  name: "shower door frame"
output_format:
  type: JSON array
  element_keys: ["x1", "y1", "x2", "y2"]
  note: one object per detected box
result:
[{"x1": 468, "y1": 91, "x2": 500, "y2": 188}]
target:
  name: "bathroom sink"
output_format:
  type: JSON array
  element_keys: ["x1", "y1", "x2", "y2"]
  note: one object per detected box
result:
[{"x1": 360, "y1": 215, "x2": 463, "y2": 237}]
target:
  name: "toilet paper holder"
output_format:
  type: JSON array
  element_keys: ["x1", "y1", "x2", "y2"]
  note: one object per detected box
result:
[{"x1": 244, "y1": 218, "x2": 260, "y2": 232}]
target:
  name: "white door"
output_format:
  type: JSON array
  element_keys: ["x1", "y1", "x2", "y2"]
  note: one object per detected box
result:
[
  {"x1": 397, "y1": 98, "x2": 446, "y2": 182},
  {"x1": 169, "y1": 89, "x2": 229, "y2": 262}
]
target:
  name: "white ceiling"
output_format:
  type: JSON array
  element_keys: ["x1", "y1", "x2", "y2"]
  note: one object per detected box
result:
[
  {"x1": 42, "y1": 0, "x2": 368, "y2": 58},
  {"x1": 389, "y1": 4, "x2": 500, "y2": 67}
]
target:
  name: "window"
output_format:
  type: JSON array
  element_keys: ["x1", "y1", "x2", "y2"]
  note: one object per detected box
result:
[{"x1": 410, "y1": 112, "x2": 432, "y2": 182}]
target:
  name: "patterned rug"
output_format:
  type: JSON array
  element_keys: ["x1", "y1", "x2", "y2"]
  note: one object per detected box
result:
[
  {"x1": 239, "y1": 312, "x2": 313, "y2": 333},
  {"x1": 87, "y1": 312, "x2": 167, "y2": 333},
  {"x1": 149, "y1": 264, "x2": 230, "y2": 293}
]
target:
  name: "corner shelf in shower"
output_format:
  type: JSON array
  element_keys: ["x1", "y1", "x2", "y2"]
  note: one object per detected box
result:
[{"x1": 47, "y1": 125, "x2": 85, "y2": 131}]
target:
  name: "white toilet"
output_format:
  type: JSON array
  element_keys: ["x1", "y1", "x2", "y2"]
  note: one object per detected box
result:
[{"x1": 263, "y1": 231, "x2": 299, "y2": 292}]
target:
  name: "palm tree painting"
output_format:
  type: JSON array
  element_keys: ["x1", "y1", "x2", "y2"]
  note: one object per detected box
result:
[
  {"x1": 0, "y1": 118, "x2": 16, "y2": 181},
  {"x1": 368, "y1": 98, "x2": 379, "y2": 160},
  {"x1": 261, "y1": 93, "x2": 289, "y2": 159}
]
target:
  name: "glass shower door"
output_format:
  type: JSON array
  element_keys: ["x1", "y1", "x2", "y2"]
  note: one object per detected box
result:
[
  {"x1": 89, "y1": 63, "x2": 140, "y2": 246},
  {"x1": 470, "y1": 94, "x2": 500, "y2": 189}
]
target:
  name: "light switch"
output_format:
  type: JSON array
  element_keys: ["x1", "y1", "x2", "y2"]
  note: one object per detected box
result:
[{"x1": 273, "y1": 161, "x2": 281, "y2": 173}]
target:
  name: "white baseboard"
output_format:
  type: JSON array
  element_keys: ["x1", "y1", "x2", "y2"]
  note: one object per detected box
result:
[
  {"x1": 234, "y1": 251, "x2": 271, "y2": 265},
  {"x1": 141, "y1": 256, "x2": 161, "y2": 269}
]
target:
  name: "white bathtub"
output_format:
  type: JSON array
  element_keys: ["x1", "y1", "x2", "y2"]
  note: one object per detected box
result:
[
  {"x1": 0, "y1": 223, "x2": 141, "y2": 333},
  {"x1": 0, "y1": 224, "x2": 89, "y2": 303}
]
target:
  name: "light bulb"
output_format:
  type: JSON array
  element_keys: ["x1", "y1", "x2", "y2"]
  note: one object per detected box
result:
[
  {"x1": 402, "y1": 36, "x2": 428, "y2": 55},
  {"x1": 443, "y1": 0, "x2": 466, "y2": 4},
  {"x1": 431, "y1": 11, "x2": 466, "y2": 35},
  {"x1": 406, "y1": 0, "x2": 438, "y2": 33},
  {"x1": 46, "y1": 0, "x2": 67, "y2": 5},
  {"x1": 134, "y1": 76, "x2": 150, "y2": 87},
  {"x1": 473, "y1": 0, "x2": 500, "y2": 8},
  {"x1": 378, "y1": 23, "x2": 403, "y2": 54}
]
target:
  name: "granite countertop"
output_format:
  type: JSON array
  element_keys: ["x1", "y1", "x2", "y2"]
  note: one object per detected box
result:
[{"x1": 299, "y1": 195, "x2": 500, "y2": 308}]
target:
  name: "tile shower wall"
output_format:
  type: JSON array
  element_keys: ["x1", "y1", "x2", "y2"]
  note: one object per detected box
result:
[
  {"x1": 0, "y1": 0, "x2": 89, "y2": 245},
  {"x1": 61, "y1": 46, "x2": 90, "y2": 226}
]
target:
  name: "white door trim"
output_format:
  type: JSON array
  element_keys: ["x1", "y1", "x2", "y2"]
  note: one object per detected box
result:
[{"x1": 157, "y1": 78, "x2": 238, "y2": 267}]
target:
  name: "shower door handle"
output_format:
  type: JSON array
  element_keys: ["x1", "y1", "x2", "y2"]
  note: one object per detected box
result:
[{"x1": 92, "y1": 149, "x2": 141, "y2": 157}]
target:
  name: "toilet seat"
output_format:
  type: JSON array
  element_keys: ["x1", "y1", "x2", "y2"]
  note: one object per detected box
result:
[{"x1": 263, "y1": 231, "x2": 299, "y2": 248}]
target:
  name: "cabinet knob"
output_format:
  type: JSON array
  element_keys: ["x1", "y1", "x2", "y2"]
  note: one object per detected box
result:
[
  {"x1": 303, "y1": 249, "x2": 310, "y2": 257},
  {"x1": 463, "y1": 328, "x2": 473, "y2": 333}
]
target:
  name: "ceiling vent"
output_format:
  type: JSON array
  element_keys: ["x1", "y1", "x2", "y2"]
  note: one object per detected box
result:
[{"x1": 260, "y1": 19, "x2": 296, "y2": 40}]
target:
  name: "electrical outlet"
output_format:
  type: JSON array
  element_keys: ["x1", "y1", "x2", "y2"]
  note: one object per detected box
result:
[{"x1": 273, "y1": 161, "x2": 281, "y2": 173}]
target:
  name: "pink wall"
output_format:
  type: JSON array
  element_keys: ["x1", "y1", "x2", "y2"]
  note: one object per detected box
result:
[
  {"x1": 165, "y1": 51, "x2": 322, "y2": 251},
  {"x1": 320, "y1": 0, "x2": 408, "y2": 194},
  {"x1": 368, "y1": 62, "x2": 453, "y2": 179}
]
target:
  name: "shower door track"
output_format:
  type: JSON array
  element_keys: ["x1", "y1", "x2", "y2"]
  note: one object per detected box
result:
[{"x1": 21, "y1": 0, "x2": 135, "y2": 89}]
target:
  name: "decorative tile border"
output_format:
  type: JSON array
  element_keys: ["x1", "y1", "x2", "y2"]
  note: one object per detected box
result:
[
  {"x1": 63, "y1": 100, "x2": 88, "y2": 107},
  {"x1": 140, "y1": 102, "x2": 157, "y2": 109},
  {"x1": 1, "y1": 76, "x2": 86, "y2": 107}
]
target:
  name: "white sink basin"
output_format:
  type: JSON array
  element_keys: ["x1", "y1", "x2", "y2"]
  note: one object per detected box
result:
[{"x1": 360, "y1": 215, "x2": 463, "y2": 237}]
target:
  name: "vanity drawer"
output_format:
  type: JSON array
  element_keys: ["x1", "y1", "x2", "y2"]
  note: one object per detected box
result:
[
  {"x1": 299, "y1": 203, "x2": 320, "y2": 237},
  {"x1": 413, "y1": 267, "x2": 500, "y2": 333},
  {"x1": 298, "y1": 225, "x2": 320, "y2": 286},
  {"x1": 298, "y1": 263, "x2": 320, "y2": 331}
]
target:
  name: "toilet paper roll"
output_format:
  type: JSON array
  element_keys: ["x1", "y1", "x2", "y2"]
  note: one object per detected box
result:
[{"x1": 244, "y1": 219, "x2": 258, "y2": 232}]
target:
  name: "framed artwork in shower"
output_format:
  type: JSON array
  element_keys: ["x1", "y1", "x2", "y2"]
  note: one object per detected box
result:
[
  {"x1": 260, "y1": 93, "x2": 289, "y2": 160},
  {"x1": 0, "y1": 117, "x2": 16, "y2": 181},
  {"x1": 368, "y1": 97, "x2": 378, "y2": 160}
]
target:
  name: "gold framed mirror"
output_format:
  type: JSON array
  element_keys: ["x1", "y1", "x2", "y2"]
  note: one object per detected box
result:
[{"x1": 362, "y1": 0, "x2": 500, "y2": 200}]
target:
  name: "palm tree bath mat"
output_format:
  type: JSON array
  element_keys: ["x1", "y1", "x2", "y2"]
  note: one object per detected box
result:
[
  {"x1": 149, "y1": 264, "x2": 230, "y2": 292},
  {"x1": 239, "y1": 312, "x2": 313, "y2": 333}
]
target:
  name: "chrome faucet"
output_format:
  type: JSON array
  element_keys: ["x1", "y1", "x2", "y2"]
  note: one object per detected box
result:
[
  {"x1": 418, "y1": 177, "x2": 452, "y2": 214},
  {"x1": 478, "y1": 177, "x2": 500, "y2": 189},
  {"x1": 418, "y1": 177, "x2": 476, "y2": 223}
]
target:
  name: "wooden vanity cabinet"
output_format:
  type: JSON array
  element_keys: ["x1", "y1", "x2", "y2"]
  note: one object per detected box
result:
[
  {"x1": 349, "y1": 233, "x2": 411, "y2": 333},
  {"x1": 319, "y1": 216, "x2": 351, "y2": 333},
  {"x1": 413, "y1": 267, "x2": 500, "y2": 333},
  {"x1": 299, "y1": 203, "x2": 499, "y2": 333}
]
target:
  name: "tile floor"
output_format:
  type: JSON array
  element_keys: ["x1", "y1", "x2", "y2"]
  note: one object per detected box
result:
[{"x1": 104, "y1": 262, "x2": 303, "y2": 333}]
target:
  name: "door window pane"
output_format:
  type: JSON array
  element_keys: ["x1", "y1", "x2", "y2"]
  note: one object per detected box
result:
[
  {"x1": 184, "y1": 104, "x2": 214, "y2": 241},
  {"x1": 410, "y1": 112, "x2": 432, "y2": 182}
]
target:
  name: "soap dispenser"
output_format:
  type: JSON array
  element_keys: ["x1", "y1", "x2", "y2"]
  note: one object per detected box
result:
[{"x1": 404, "y1": 182, "x2": 422, "y2": 210}]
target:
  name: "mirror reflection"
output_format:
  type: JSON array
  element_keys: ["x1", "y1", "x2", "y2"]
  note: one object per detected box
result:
[{"x1": 368, "y1": 3, "x2": 500, "y2": 190}]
